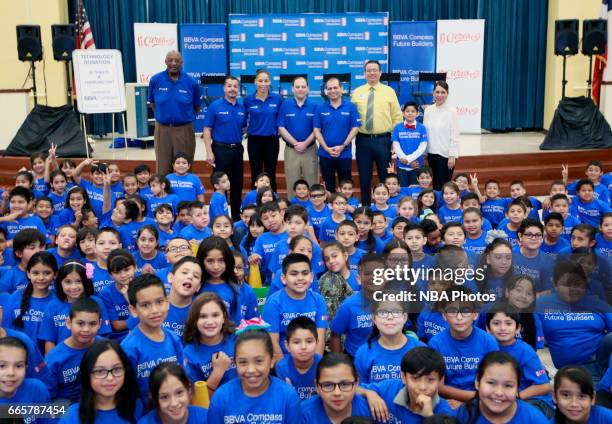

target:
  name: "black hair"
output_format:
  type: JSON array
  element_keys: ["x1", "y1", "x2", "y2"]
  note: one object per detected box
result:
[
  {"x1": 553, "y1": 366, "x2": 595, "y2": 424},
  {"x1": 391, "y1": 216, "x2": 411, "y2": 229},
  {"x1": 211, "y1": 171, "x2": 227, "y2": 187},
  {"x1": 12, "y1": 228, "x2": 45, "y2": 260},
  {"x1": 107, "y1": 249, "x2": 136, "y2": 274},
  {"x1": 441, "y1": 221, "x2": 463, "y2": 239},
  {"x1": 78, "y1": 340, "x2": 138, "y2": 424},
  {"x1": 76, "y1": 227, "x2": 98, "y2": 256},
  {"x1": 289, "y1": 235, "x2": 313, "y2": 252},
  {"x1": 137, "y1": 224, "x2": 159, "y2": 248},
  {"x1": 171, "y1": 255, "x2": 202, "y2": 274},
  {"x1": 281, "y1": 252, "x2": 312, "y2": 275},
  {"x1": 241, "y1": 203, "x2": 257, "y2": 213},
  {"x1": 364, "y1": 59, "x2": 381, "y2": 70},
  {"x1": 518, "y1": 218, "x2": 543, "y2": 235},
  {"x1": 284, "y1": 204, "x2": 309, "y2": 223},
  {"x1": 401, "y1": 346, "x2": 446, "y2": 378},
  {"x1": 402, "y1": 100, "x2": 419, "y2": 111},
  {"x1": 0, "y1": 336, "x2": 28, "y2": 361},
  {"x1": 352, "y1": 206, "x2": 377, "y2": 253},
  {"x1": 286, "y1": 316, "x2": 318, "y2": 342},
  {"x1": 499, "y1": 275, "x2": 538, "y2": 348},
  {"x1": 508, "y1": 197, "x2": 527, "y2": 213},
  {"x1": 127, "y1": 274, "x2": 166, "y2": 307},
  {"x1": 544, "y1": 212, "x2": 565, "y2": 225},
  {"x1": 417, "y1": 188, "x2": 439, "y2": 214},
  {"x1": 367, "y1": 300, "x2": 408, "y2": 347},
  {"x1": 69, "y1": 296, "x2": 101, "y2": 319},
  {"x1": 571, "y1": 223, "x2": 597, "y2": 241},
  {"x1": 550, "y1": 193, "x2": 570, "y2": 205},
  {"x1": 96, "y1": 226, "x2": 121, "y2": 243},
  {"x1": 404, "y1": 222, "x2": 425, "y2": 237},
  {"x1": 235, "y1": 330, "x2": 274, "y2": 358},
  {"x1": 148, "y1": 362, "x2": 191, "y2": 412},
  {"x1": 553, "y1": 259, "x2": 587, "y2": 287},
  {"x1": 575, "y1": 178, "x2": 595, "y2": 192},
  {"x1": 244, "y1": 213, "x2": 264, "y2": 254},
  {"x1": 55, "y1": 261, "x2": 95, "y2": 301},
  {"x1": 172, "y1": 151, "x2": 191, "y2": 165},
  {"x1": 65, "y1": 186, "x2": 91, "y2": 211},
  {"x1": 434, "y1": 80, "x2": 449, "y2": 93},
  {"x1": 485, "y1": 304, "x2": 520, "y2": 331},
  {"x1": 9, "y1": 186, "x2": 33, "y2": 203},
  {"x1": 292, "y1": 179, "x2": 309, "y2": 191},
  {"x1": 134, "y1": 163, "x2": 151, "y2": 175},
  {"x1": 258, "y1": 200, "x2": 280, "y2": 215},
  {"x1": 14, "y1": 251, "x2": 58, "y2": 329},
  {"x1": 49, "y1": 169, "x2": 67, "y2": 185},
  {"x1": 315, "y1": 352, "x2": 358, "y2": 381},
  {"x1": 460, "y1": 192, "x2": 480, "y2": 205},
  {"x1": 310, "y1": 183, "x2": 326, "y2": 193},
  {"x1": 256, "y1": 186, "x2": 276, "y2": 207}
]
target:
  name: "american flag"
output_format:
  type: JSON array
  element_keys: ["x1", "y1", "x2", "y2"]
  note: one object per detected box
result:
[{"x1": 76, "y1": 0, "x2": 95, "y2": 49}]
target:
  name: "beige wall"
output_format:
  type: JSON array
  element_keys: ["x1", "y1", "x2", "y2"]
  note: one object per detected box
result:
[
  {"x1": 0, "y1": 0, "x2": 69, "y2": 106},
  {"x1": 544, "y1": 0, "x2": 601, "y2": 129}
]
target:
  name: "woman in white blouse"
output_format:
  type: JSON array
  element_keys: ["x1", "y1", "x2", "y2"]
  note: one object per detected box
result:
[{"x1": 423, "y1": 81, "x2": 460, "y2": 191}]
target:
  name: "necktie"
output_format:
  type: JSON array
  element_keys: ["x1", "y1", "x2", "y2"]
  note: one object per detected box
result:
[{"x1": 365, "y1": 87, "x2": 375, "y2": 132}]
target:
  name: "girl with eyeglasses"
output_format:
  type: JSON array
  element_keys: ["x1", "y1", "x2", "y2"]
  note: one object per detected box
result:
[
  {"x1": 354, "y1": 300, "x2": 425, "y2": 384},
  {"x1": 60, "y1": 339, "x2": 142, "y2": 424},
  {"x1": 301, "y1": 353, "x2": 371, "y2": 423}
]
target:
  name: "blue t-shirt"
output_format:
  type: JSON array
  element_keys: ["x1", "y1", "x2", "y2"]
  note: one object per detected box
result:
[
  {"x1": 481, "y1": 198, "x2": 509, "y2": 228},
  {"x1": 428, "y1": 327, "x2": 498, "y2": 391},
  {"x1": 4, "y1": 327, "x2": 49, "y2": 381},
  {"x1": 354, "y1": 337, "x2": 426, "y2": 384},
  {"x1": 437, "y1": 205, "x2": 463, "y2": 224},
  {"x1": 203, "y1": 97, "x2": 246, "y2": 144},
  {"x1": 44, "y1": 340, "x2": 91, "y2": 401},
  {"x1": 570, "y1": 197, "x2": 612, "y2": 227},
  {"x1": 275, "y1": 353, "x2": 321, "y2": 401},
  {"x1": 417, "y1": 305, "x2": 449, "y2": 342},
  {"x1": 200, "y1": 281, "x2": 242, "y2": 325},
  {"x1": 464, "y1": 232, "x2": 489, "y2": 256},
  {"x1": 290, "y1": 198, "x2": 312, "y2": 209},
  {"x1": 366, "y1": 379, "x2": 452, "y2": 424},
  {"x1": 244, "y1": 91, "x2": 282, "y2": 136},
  {"x1": 0, "y1": 214, "x2": 47, "y2": 241},
  {"x1": 120, "y1": 326, "x2": 184, "y2": 402},
  {"x1": 252, "y1": 231, "x2": 289, "y2": 283},
  {"x1": 454, "y1": 399, "x2": 547, "y2": 424},
  {"x1": 240, "y1": 189, "x2": 258, "y2": 211},
  {"x1": 567, "y1": 180, "x2": 611, "y2": 204},
  {"x1": 497, "y1": 220, "x2": 520, "y2": 247},
  {"x1": 357, "y1": 237, "x2": 385, "y2": 255},
  {"x1": 301, "y1": 394, "x2": 370, "y2": 424},
  {"x1": 0, "y1": 378, "x2": 50, "y2": 423},
  {"x1": 306, "y1": 205, "x2": 331, "y2": 237},
  {"x1": 47, "y1": 247, "x2": 81, "y2": 268},
  {"x1": 313, "y1": 100, "x2": 361, "y2": 159},
  {"x1": 277, "y1": 97, "x2": 316, "y2": 141},
  {"x1": 267, "y1": 237, "x2": 324, "y2": 276},
  {"x1": 38, "y1": 296, "x2": 111, "y2": 345},
  {"x1": 392, "y1": 121, "x2": 428, "y2": 171},
  {"x1": 595, "y1": 233, "x2": 612, "y2": 259},
  {"x1": 138, "y1": 405, "x2": 208, "y2": 424},
  {"x1": 61, "y1": 401, "x2": 144, "y2": 424},
  {"x1": 512, "y1": 248, "x2": 554, "y2": 292},
  {"x1": 207, "y1": 376, "x2": 302, "y2": 423},
  {"x1": 540, "y1": 237, "x2": 570, "y2": 262},
  {"x1": 5, "y1": 289, "x2": 56, "y2": 344},
  {"x1": 48, "y1": 191, "x2": 68, "y2": 214},
  {"x1": 561, "y1": 214, "x2": 582, "y2": 241},
  {"x1": 0, "y1": 266, "x2": 27, "y2": 293},
  {"x1": 267, "y1": 272, "x2": 319, "y2": 300},
  {"x1": 148, "y1": 70, "x2": 201, "y2": 125},
  {"x1": 147, "y1": 193, "x2": 179, "y2": 218},
  {"x1": 179, "y1": 224, "x2": 213, "y2": 245},
  {"x1": 536, "y1": 293, "x2": 612, "y2": 368},
  {"x1": 330, "y1": 293, "x2": 373, "y2": 356},
  {"x1": 166, "y1": 173, "x2": 206, "y2": 204},
  {"x1": 318, "y1": 215, "x2": 344, "y2": 242},
  {"x1": 78, "y1": 179, "x2": 108, "y2": 217},
  {"x1": 262, "y1": 289, "x2": 328, "y2": 354},
  {"x1": 98, "y1": 283, "x2": 131, "y2": 340},
  {"x1": 91, "y1": 263, "x2": 114, "y2": 294},
  {"x1": 134, "y1": 251, "x2": 169, "y2": 275},
  {"x1": 184, "y1": 335, "x2": 237, "y2": 386},
  {"x1": 209, "y1": 192, "x2": 229, "y2": 224},
  {"x1": 599, "y1": 353, "x2": 612, "y2": 392}
]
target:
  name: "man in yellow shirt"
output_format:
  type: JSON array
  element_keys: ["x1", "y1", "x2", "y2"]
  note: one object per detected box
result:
[{"x1": 351, "y1": 60, "x2": 403, "y2": 205}]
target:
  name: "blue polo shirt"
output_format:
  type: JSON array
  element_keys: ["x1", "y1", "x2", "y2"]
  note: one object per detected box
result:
[
  {"x1": 314, "y1": 100, "x2": 361, "y2": 159},
  {"x1": 203, "y1": 97, "x2": 246, "y2": 143},
  {"x1": 277, "y1": 97, "x2": 316, "y2": 141},
  {"x1": 244, "y1": 91, "x2": 282, "y2": 136},
  {"x1": 148, "y1": 70, "x2": 201, "y2": 125}
]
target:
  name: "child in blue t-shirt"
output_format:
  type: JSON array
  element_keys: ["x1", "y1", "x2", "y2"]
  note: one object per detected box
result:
[
  {"x1": 454, "y1": 351, "x2": 548, "y2": 422},
  {"x1": 153, "y1": 203, "x2": 176, "y2": 249},
  {"x1": 596, "y1": 212, "x2": 612, "y2": 259},
  {"x1": 72, "y1": 159, "x2": 114, "y2": 218},
  {"x1": 550, "y1": 193, "x2": 581, "y2": 241},
  {"x1": 318, "y1": 193, "x2": 348, "y2": 242},
  {"x1": 120, "y1": 274, "x2": 184, "y2": 403},
  {"x1": 564, "y1": 160, "x2": 611, "y2": 204},
  {"x1": 438, "y1": 182, "x2": 463, "y2": 224},
  {"x1": 275, "y1": 316, "x2": 321, "y2": 401},
  {"x1": 0, "y1": 336, "x2": 50, "y2": 423},
  {"x1": 416, "y1": 270, "x2": 451, "y2": 342},
  {"x1": 0, "y1": 187, "x2": 48, "y2": 243},
  {"x1": 385, "y1": 173, "x2": 404, "y2": 206},
  {"x1": 147, "y1": 174, "x2": 179, "y2": 218},
  {"x1": 476, "y1": 179, "x2": 508, "y2": 228},
  {"x1": 392, "y1": 101, "x2": 428, "y2": 187},
  {"x1": 485, "y1": 306, "x2": 554, "y2": 417},
  {"x1": 207, "y1": 329, "x2": 302, "y2": 423},
  {"x1": 178, "y1": 201, "x2": 212, "y2": 248},
  {"x1": 354, "y1": 300, "x2": 425, "y2": 384},
  {"x1": 571, "y1": 179, "x2": 612, "y2": 228},
  {"x1": 462, "y1": 207, "x2": 488, "y2": 255},
  {"x1": 541, "y1": 212, "x2": 570, "y2": 261},
  {"x1": 306, "y1": 184, "x2": 331, "y2": 237},
  {"x1": 428, "y1": 286, "x2": 498, "y2": 403},
  {"x1": 44, "y1": 297, "x2": 102, "y2": 402},
  {"x1": 209, "y1": 171, "x2": 230, "y2": 225},
  {"x1": 512, "y1": 219, "x2": 554, "y2": 293},
  {"x1": 98, "y1": 248, "x2": 135, "y2": 341},
  {"x1": 497, "y1": 198, "x2": 528, "y2": 247},
  {"x1": 290, "y1": 179, "x2": 312, "y2": 209},
  {"x1": 370, "y1": 184, "x2": 397, "y2": 224},
  {"x1": 372, "y1": 211, "x2": 393, "y2": 245},
  {"x1": 0, "y1": 228, "x2": 45, "y2": 293},
  {"x1": 134, "y1": 225, "x2": 168, "y2": 275},
  {"x1": 47, "y1": 224, "x2": 81, "y2": 267},
  {"x1": 335, "y1": 220, "x2": 365, "y2": 274},
  {"x1": 338, "y1": 179, "x2": 359, "y2": 214},
  {"x1": 249, "y1": 201, "x2": 288, "y2": 284},
  {"x1": 183, "y1": 292, "x2": 237, "y2": 388},
  {"x1": 262, "y1": 253, "x2": 327, "y2": 360},
  {"x1": 166, "y1": 152, "x2": 206, "y2": 203},
  {"x1": 91, "y1": 228, "x2": 121, "y2": 293},
  {"x1": 47, "y1": 169, "x2": 69, "y2": 214},
  {"x1": 554, "y1": 365, "x2": 612, "y2": 424},
  {"x1": 134, "y1": 163, "x2": 152, "y2": 198}
]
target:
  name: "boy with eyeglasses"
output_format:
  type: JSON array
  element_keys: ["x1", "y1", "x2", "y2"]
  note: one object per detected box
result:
[
  {"x1": 512, "y1": 219, "x2": 555, "y2": 293},
  {"x1": 154, "y1": 237, "x2": 192, "y2": 292},
  {"x1": 318, "y1": 193, "x2": 349, "y2": 242},
  {"x1": 307, "y1": 184, "x2": 331, "y2": 237},
  {"x1": 428, "y1": 286, "x2": 498, "y2": 408}
]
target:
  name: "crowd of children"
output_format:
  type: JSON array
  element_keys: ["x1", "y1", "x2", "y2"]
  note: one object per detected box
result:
[{"x1": 0, "y1": 144, "x2": 609, "y2": 424}]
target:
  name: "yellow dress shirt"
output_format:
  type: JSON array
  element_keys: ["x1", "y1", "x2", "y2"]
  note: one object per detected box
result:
[{"x1": 351, "y1": 82, "x2": 403, "y2": 134}]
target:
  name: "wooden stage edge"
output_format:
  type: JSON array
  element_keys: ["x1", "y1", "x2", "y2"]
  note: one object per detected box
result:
[{"x1": 0, "y1": 148, "x2": 609, "y2": 199}]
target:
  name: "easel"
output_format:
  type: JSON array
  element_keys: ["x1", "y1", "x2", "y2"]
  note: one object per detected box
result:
[{"x1": 79, "y1": 112, "x2": 128, "y2": 159}]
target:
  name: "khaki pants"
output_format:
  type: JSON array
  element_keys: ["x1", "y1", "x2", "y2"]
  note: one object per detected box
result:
[
  {"x1": 154, "y1": 122, "x2": 196, "y2": 175},
  {"x1": 284, "y1": 143, "x2": 319, "y2": 198}
]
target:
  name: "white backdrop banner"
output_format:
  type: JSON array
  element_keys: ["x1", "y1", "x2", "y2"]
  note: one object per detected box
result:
[
  {"x1": 73, "y1": 49, "x2": 126, "y2": 113},
  {"x1": 134, "y1": 23, "x2": 178, "y2": 83},
  {"x1": 436, "y1": 20, "x2": 485, "y2": 133}
]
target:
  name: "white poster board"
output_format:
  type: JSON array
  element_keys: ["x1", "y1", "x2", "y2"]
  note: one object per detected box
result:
[
  {"x1": 134, "y1": 23, "x2": 178, "y2": 83},
  {"x1": 73, "y1": 49, "x2": 126, "y2": 113},
  {"x1": 436, "y1": 20, "x2": 485, "y2": 133}
]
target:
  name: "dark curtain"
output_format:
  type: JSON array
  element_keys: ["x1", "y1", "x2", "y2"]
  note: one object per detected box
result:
[{"x1": 75, "y1": 0, "x2": 547, "y2": 132}]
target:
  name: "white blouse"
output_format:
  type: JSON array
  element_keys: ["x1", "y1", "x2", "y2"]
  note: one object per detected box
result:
[{"x1": 423, "y1": 102, "x2": 460, "y2": 159}]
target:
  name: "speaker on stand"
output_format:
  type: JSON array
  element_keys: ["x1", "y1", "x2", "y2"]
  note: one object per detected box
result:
[
  {"x1": 51, "y1": 24, "x2": 76, "y2": 104},
  {"x1": 582, "y1": 19, "x2": 607, "y2": 99},
  {"x1": 16, "y1": 25, "x2": 42, "y2": 106},
  {"x1": 554, "y1": 19, "x2": 579, "y2": 98}
]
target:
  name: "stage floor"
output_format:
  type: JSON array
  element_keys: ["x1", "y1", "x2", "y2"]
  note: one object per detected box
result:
[{"x1": 90, "y1": 131, "x2": 553, "y2": 161}]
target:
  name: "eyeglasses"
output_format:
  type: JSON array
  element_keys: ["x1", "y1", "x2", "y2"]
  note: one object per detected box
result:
[
  {"x1": 91, "y1": 366, "x2": 125, "y2": 379},
  {"x1": 311, "y1": 194, "x2": 325, "y2": 198},
  {"x1": 375, "y1": 309, "x2": 404, "y2": 319},
  {"x1": 522, "y1": 233, "x2": 543, "y2": 239},
  {"x1": 318, "y1": 381, "x2": 356, "y2": 392},
  {"x1": 166, "y1": 245, "x2": 191, "y2": 254},
  {"x1": 445, "y1": 307, "x2": 474, "y2": 317}
]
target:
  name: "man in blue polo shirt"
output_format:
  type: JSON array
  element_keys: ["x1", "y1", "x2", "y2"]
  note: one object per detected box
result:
[
  {"x1": 278, "y1": 76, "x2": 318, "y2": 198},
  {"x1": 148, "y1": 50, "x2": 201, "y2": 175},
  {"x1": 203, "y1": 76, "x2": 246, "y2": 221},
  {"x1": 313, "y1": 77, "x2": 361, "y2": 193}
]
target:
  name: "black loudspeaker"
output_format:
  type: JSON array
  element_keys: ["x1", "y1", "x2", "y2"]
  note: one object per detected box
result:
[
  {"x1": 555, "y1": 19, "x2": 579, "y2": 56},
  {"x1": 16, "y1": 25, "x2": 42, "y2": 61},
  {"x1": 51, "y1": 24, "x2": 76, "y2": 61},
  {"x1": 582, "y1": 19, "x2": 607, "y2": 55}
]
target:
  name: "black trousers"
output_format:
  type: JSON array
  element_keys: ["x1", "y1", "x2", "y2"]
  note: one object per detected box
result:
[
  {"x1": 247, "y1": 134, "x2": 280, "y2": 192},
  {"x1": 355, "y1": 133, "x2": 392, "y2": 205},
  {"x1": 212, "y1": 143, "x2": 244, "y2": 221},
  {"x1": 428, "y1": 153, "x2": 454, "y2": 191},
  {"x1": 319, "y1": 156, "x2": 352, "y2": 193}
]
